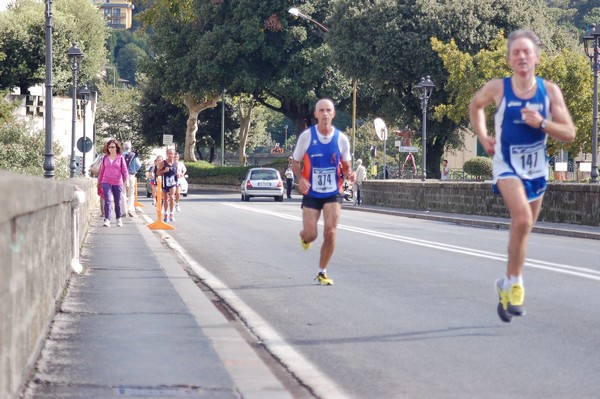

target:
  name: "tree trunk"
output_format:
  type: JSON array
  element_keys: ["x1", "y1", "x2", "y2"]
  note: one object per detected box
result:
[
  {"x1": 236, "y1": 96, "x2": 254, "y2": 165},
  {"x1": 182, "y1": 94, "x2": 220, "y2": 162}
]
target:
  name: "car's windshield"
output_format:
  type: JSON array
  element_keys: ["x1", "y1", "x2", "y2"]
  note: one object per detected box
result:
[{"x1": 251, "y1": 170, "x2": 278, "y2": 180}]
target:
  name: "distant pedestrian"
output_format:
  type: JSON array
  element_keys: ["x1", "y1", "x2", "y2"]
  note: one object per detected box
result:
[
  {"x1": 123, "y1": 141, "x2": 142, "y2": 217},
  {"x1": 353, "y1": 159, "x2": 367, "y2": 205},
  {"x1": 469, "y1": 29, "x2": 575, "y2": 322},
  {"x1": 291, "y1": 98, "x2": 355, "y2": 286},
  {"x1": 97, "y1": 139, "x2": 129, "y2": 227},
  {"x1": 174, "y1": 152, "x2": 187, "y2": 212},
  {"x1": 147, "y1": 156, "x2": 162, "y2": 206},
  {"x1": 441, "y1": 159, "x2": 450, "y2": 180},
  {"x1": 285, "y1": 157, "x2": 294, "y2": 199}
]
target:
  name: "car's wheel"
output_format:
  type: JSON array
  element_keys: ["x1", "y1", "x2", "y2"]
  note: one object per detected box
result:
[
  {"x1": 244, "y1": 195, "x2": 251, "y2": 202},
  {"x1": 276, "y1": 195, "x2": 284, "y2": 202},
  {"x1": 182, "y1": 193, "x2": 187, "y2": 197}
]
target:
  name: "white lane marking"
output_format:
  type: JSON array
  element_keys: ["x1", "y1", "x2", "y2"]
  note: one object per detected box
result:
[
  {"x1": 142, "y1": 213, "x2": 351, "y2": 399},
  {"x1": 222, "y1": 203, "x2": 600, "y2": 281}
]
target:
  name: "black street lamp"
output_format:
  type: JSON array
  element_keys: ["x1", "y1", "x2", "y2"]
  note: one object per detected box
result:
[
  {"x1": 67, "y1": 43, "x2": 84, "y2": 178},
  {"x1": 415, "y1": 76, "x2": 435, "y2": 181},
  {"x1": 583, "y1": 24, "x2": 600, "y2": 183},
  {"x1": 43, "y1": 0, "x2": 55, "y2": 178},
  {"x1": 78, "y1": 86, "x2": 91, "y2": 176}
]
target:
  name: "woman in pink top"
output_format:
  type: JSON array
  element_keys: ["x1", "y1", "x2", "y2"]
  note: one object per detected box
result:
[{"x1": 97, "y1": 139, "x2": 129, "y2": 227}]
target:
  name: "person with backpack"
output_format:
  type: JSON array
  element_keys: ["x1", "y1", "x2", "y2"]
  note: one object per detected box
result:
[{"x1": 123, "y1": 141, "x2": 142, "y2": 217}]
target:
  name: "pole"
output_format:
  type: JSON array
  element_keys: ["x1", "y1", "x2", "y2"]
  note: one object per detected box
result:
[
  {"x1": 421, "y1": 97, "x2": 427, "y2": 181},
  {"x1": 592, "y1": 36, "x2": 599, "y2": 183},
  {"x1": 43, "y1": 0, "x2": 54, "y2": 178},
  {"x1": 352, "y1": 77, "x2": 357, "y2": 166},
  {"x1": 221, "y1": 89, "x2": 225, "y2": 166},
  {"x1": 70, "y1": 68, "x2": 78, "y2": 178},
  {"x1": 82, "y1": 105, "x2": 86, "y2": 175}
]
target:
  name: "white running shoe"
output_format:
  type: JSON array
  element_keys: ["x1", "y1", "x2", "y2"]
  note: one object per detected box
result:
[
  {"x1": 117, "y1": 218, "x2": 123, "y2": 227},
  {"x1": 176, "y1": 203, "x2": 181, "y2": 212},
  {"x1": 103, "y1": 219, "x2": 110, "y2": 227}
]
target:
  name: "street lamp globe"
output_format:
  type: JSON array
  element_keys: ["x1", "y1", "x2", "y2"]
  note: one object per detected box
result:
[{"x1": 288, "y1": 7, "x2": 300, "y2": 17}]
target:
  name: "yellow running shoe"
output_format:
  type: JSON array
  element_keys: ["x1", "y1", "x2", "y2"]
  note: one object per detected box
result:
[
  {"x1": 300, "y1": 238, "x2": 311, "y2": 250},
  {"x1": 315, "y1": 272, "x2": 334, "y2": 286},
  {"x1": 495, "y1": 279, "x2": 512, "y2": 323},
  {"x1": 507, "y1": 283, "x2": 526, "y2": 316}
]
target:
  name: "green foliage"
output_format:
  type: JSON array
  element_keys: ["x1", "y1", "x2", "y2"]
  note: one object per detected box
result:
[
  {"x1": 0, "y1": 0, "x2": 109, "y2": 95},
  {"x1": 432, "y1": 33, "x2": 592, "y2": 157},
  {"x1": 0, "y1": 120, "x2": 69, "y2": 179},
  {"x1": 463, "y1": 156, "x2": 493, "y2": 180},
  {"x1": 95, "y1": 81, "x2": 152, "y2": 160},
  {"x1": 0, "y1": 89, "x2": 17, "y2": 123},
  {"x1": 186, "y1": 162, "x2": 251, "y2": 185}
]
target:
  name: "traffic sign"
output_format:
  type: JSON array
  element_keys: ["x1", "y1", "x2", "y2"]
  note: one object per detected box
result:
[
  {"x1": 77, "y1": 137, "x2": 93, "y2": 153},
  {"x1": 399, "y1": 146, "x2": 419, "y2": 153},
  {"x1": 163, "y1": 134, "x2": 173, "y2": 145}
]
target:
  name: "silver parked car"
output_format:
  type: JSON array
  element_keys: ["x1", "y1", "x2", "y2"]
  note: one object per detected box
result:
[{"x1": 240, "y1": 167, "x2": 284, "y2": 202}]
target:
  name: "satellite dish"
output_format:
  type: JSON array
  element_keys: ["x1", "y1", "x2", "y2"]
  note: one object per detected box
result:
[{"x1": 374, "y1": 118, "x2": 388, "y2": 141}]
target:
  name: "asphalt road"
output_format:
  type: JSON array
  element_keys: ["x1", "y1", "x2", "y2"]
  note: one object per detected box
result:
[{"x1": 145, "y1": 191, "x2": 600, "y2": 399}]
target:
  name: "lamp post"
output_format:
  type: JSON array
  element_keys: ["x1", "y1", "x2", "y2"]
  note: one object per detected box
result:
[
  {"x1": 583, "y1": 24, "x2": 600, "y2": 183},
  {"x1": 67, "y1": 43, "x2": 84, "y2": 178},
  {"x1": 78, "y1": 86, "x2": 91, "y2": 176},
  {"x1": 415, "y1": 76, "x2": 434, "y2": 181},
  {"x1": 43, "y1": 0, "x2": 54, "y2": 178},
  {"x1": 284, "y1": 124, "x2": 288, "y2": 149}
]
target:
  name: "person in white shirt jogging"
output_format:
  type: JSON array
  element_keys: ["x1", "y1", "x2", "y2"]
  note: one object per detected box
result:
[{"x1": 291, "y1": 98, "x2": 355, "y2": 286}]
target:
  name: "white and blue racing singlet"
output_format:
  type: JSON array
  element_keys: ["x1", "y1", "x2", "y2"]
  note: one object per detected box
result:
[
  {"x1": 493, "y1": 77, "x2": 550, "y2": 185},
  {"x1": 302, "y1": 126, "x2": 343, "y2": 198}
]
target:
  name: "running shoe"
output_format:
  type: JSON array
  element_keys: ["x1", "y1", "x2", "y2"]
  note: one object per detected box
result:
[
  {"x1": 169, "y1": 214, "x2": 175, "y2": 222},
  {"x1": 507, "y1": 283, "x2": 526, "y2": 316},
  {"x1": 176, "y1": 203, "x2": 181, "y2": 212},
  {"x1": 496, "y1": 279, "x2": 512, "y2": 323},
  {"x1": 315, "y1": 272, "x2": 334, "y2": 286},
  {"x1": 163, "y1": 215, "x2": 168, "y2": 222},
  {"x1": 103, "y1": 219, "x2": 110, "y2": 227},
  {"x1": 117, "y1": 218, "x2": 123, "y2": 227},
  {"x1": 300, "y1": 238, "x2": 311, "y2": 250}
]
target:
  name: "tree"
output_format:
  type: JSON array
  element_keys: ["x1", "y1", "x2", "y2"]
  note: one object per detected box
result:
[
  {"x1": 328, "y1": 0, "x2": 578, "y2": 177},
  {"x1": 0, "y1": 0, "x2": 108, "y2": 94},
  {"x1": 94, "y1": 81, "x2": 152, "y2": 160},
  {"x1": 0, "y1": 120, "x2": 69, "y2": 178},
  {"x1": 139, "y1": 0, "x2": 351, "y2": 161},
  {"x1": 432, "y1": 33, "x2": 592, "y2": 157}
]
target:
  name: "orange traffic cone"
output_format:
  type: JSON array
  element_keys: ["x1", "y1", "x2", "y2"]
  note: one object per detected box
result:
[{"x1": 148, "y1": 177, "x2": 175, "y2": 230}]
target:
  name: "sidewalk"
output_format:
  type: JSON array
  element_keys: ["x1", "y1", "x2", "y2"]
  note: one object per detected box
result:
[{"x1": 24, "y1": 211, "x2": 294, "y2": 399}]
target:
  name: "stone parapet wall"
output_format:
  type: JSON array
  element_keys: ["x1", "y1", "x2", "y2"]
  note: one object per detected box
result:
[
  {"x1": 362, "y1": 180, "x2": 600, "y2": 226},
  {"x1": 0, "y1": 172, "x2": 98, "y2": 399}
]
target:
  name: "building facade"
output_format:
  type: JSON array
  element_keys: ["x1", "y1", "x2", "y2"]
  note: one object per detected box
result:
[{"x1": 97, "y1": 0, "x2": 134, "y2": 30}]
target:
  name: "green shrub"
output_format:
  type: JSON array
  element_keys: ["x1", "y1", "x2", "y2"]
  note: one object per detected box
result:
[
  {"x1": 463, "y1": 156, "x2": 493, "y2": 180},
  {"x1": 186, "y1": 161, "x2": 251, "y2": 185}
]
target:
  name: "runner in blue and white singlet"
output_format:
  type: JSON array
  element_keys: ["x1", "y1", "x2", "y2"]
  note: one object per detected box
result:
[
  {"x1": 493, "y1": 76, "x2": 550, "y2": 201},
  {"x1": 469, "y1": 29, "x2": 575, "y2": 323}
]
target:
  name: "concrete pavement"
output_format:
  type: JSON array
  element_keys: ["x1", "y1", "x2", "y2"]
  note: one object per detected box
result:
[
  {"x1": 22, "y1": 191, "x2": 598, "y2": 399},
  {"x1": 23, "y1": 209, "x2": 295, "y2": 399}
]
